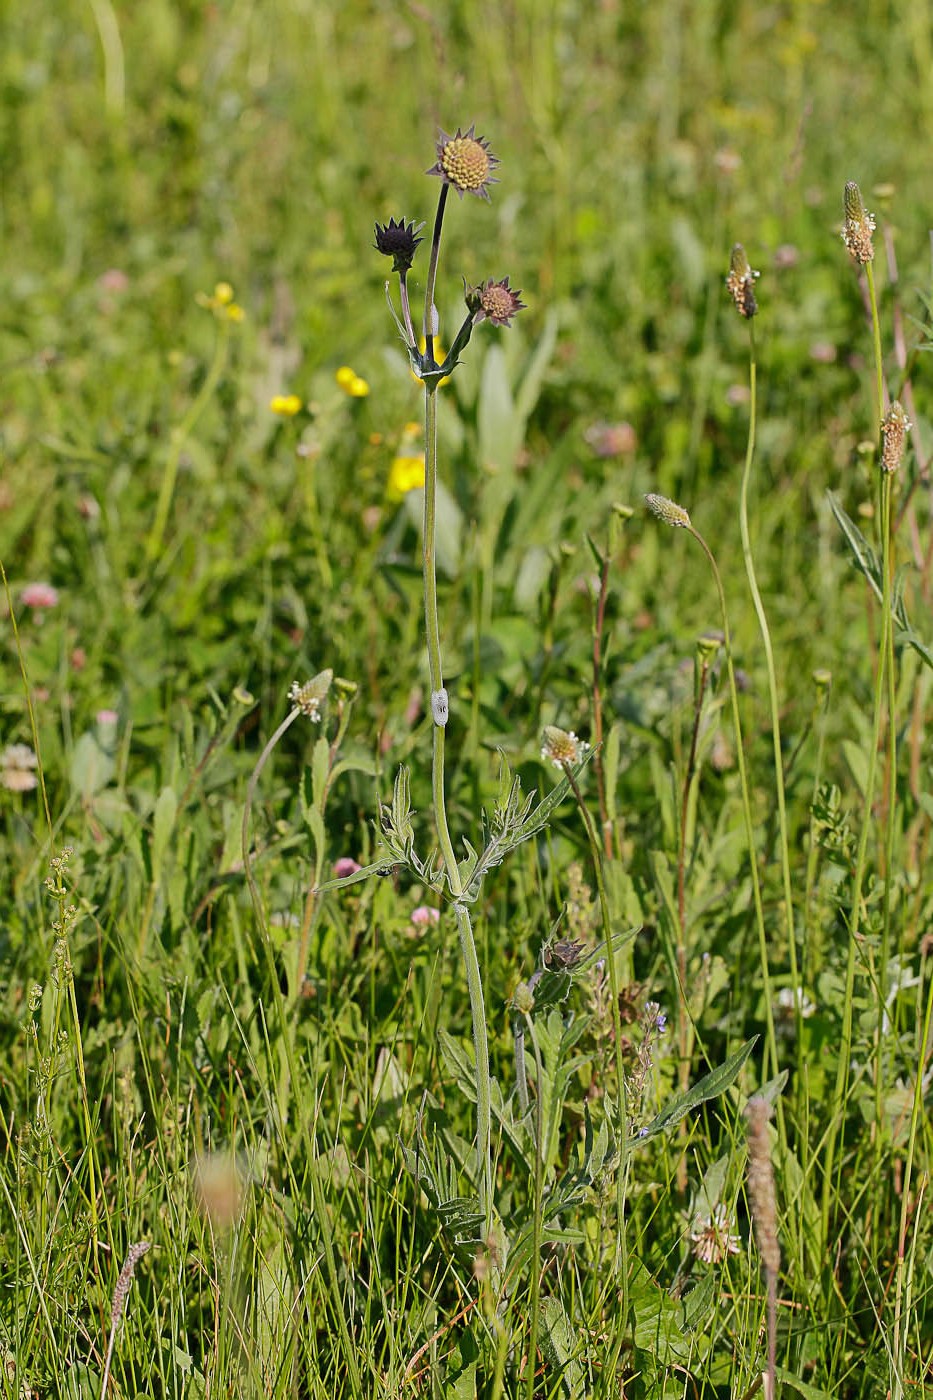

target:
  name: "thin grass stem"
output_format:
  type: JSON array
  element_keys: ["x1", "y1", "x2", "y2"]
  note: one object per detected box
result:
[{"x1": 686, "y1": 527, "x2": 782, "y2": 1085}]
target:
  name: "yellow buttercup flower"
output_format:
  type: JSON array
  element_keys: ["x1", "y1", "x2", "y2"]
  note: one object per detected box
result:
[
  {"x1": 196, "y1": 281, "x2": 246, "y2": 323},
  {"x1": 270, "y1": 394, "x2": 303, "y2": 417},
  {"x1": 336, "y1": 365, "x2": 370, "y2": 397},
  {"x1": 387, "y1": 453, "x2": 425, "y2": 502}
]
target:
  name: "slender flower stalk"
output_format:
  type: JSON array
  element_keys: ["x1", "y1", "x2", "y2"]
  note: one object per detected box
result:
[
  {"x1": 674, "y1": 630, "x2": 719, "y2": 1185},
  {"x1": 645, "y1": 497, "x2": 781, "y2": 1084},
  {"x1": 728, "y1": 254, "x2": 803, "y2": 1080},
  {"x1": 822, "y1": 189, "x2": 906, "y2": 1243}
]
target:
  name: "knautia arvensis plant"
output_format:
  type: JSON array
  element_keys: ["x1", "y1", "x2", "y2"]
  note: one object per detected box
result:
[{"x1": 374, "y1": 124, "x2": 531, "y2": 1256}]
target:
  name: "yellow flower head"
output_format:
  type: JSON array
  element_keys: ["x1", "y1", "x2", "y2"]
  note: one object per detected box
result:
[
  {"x1": 270, "y1": 394, "x2": 303, "y2": 417},
  {"x1": 336, "y1": 365, "x2": 370, "y2": 397},
  {"x1": 387, "y1": 453, "x2": 425, "y2": 502},
  {"x1": 427, "y1": 125, "x2": 499, "y2": 200},
  {"x1": 196, "y1": 281, "x2": 245, "y2": 323}
]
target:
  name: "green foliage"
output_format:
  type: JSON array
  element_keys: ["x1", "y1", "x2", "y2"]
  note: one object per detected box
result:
[{"x1": 0, "y1": 2, "x2": 931, "y2": 1397}]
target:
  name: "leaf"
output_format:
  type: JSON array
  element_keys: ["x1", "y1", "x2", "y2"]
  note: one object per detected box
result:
[
  {"x1": 478, "y1": 342, "x2": 518, "y2": 472},
  {"x1": 827, "y1": 492, "x2": 882, "y2": 603},
  {"x1": 69, "y1": 730, "x2": 116, "y2": 799},
  {"x1": 437, "y1": 1029, "x2": 476, "y2": 1101},
  {"x1": 842, "y1": 739, "x2": 869, "y2": 799},
  {"x1": 637, "y1": 1038, "x2": 758, "y2": 1143},
  {"x1": 514, "y1": 308, "x2": 559, "y2": 428},
  {"x1": 513, "y1": 544, "x2": 552, "y2": 613},
  {"x1": 629, "y1": 1258, "x2": 695, "y2": 1363},
  {"x1": 151, "y1": 786, "x2": 178, "y2": 885},
  {"x1": 311, "y1": 735, "x2": 330, "y2": 811},
  {"x1": 896, "y1": 625, "x2": 933, "y2": 671},
  {"x1": 773, "y1": 1368, "x2": 837, "y2": 1399},
  {"x1": 313, "y1": 857, "x2": 399, "y2": 894},
  {"x1": 829, "y1": 492, "x2": 933, "y2": 671},
  {"x1": 539, "y1": 1296, "x2": 585, "y2": 1399},
  {"x1": 405, "y1": 477, "x2": 462, "y2": 576},
  {"x1": 679, "y1": 1270, "x2": 716, "y2": 1334}
]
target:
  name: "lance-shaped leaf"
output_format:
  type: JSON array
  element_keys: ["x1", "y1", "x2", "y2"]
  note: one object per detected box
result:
[{"x1": 636, "y1": 1037, "x2": 758, "y2": 1143}]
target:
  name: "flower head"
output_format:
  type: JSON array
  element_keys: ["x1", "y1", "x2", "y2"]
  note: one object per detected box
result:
[
  {"x1": 689, "y1": 1204, "x2": 742, "y2": 1264},
  {"x1": 335, "y1": 365, "x2": 370, "y2": 398},
  {"x1": 471, "y1": 277, "x2": 526, "y2": 328},
  {"x1": 541, "y1": 726, "x2": 589, "y2": 769},
  {"x1": 410, "y1": 904, "x2": 440, "y2": 929},
  {"x1": 725, "y1": 244, "x2": 759, "y2": 318},
  {"x1": 544, "y1": 937, "x2": 585, "y2": 970},
  {"x1": 428, "y1": 125, "x2": 499, "y2": 200},
  {"x1": 880, "y1": 401, "x2": 911, "y2": 474},
  {"x1": 21, "y1": 582, "x2": 59, "y2": 609},
  {"x1": 270, "y1": 394, "x2": 303, "y2": 417},
  {"x1": 387, "y1": 453, "x2": 425, "y2": 502},
  {"x1": 842, "y1": 181, "x2": 875, "y2": 264},
  {"x1": 289, "y1": 669, "x2": 333, "y2": 721},
  {"x1": 645, "y1": 1001, "x2": 667, "y2": 1035},
  {"x1": 2, "y1": 743, "x2": 39, "y2": 792},
  {"x1": 196, "y1": 281, "x2": 246, "y2": 322},
  {"x1": 374, "y1": 217, "x2": 425, "y2": 274},
  {"x1": 644, "y1": 493, "x2": 691, "y2": 529},
  {"x1": 333, "y1": 857, "x2": 362, "y2": 878}
]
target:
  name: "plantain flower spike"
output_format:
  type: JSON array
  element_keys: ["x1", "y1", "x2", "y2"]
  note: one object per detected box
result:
[
  {"x1": 880, "y1": 401, "x2": 911, "y2": 474},
  {"x1": 645, "y1": 493, "x2": 691, "y2": 529},
  {"x1": 726, "y1": 243, "x2": 759, "y2": 318},
  {"x1": 842, "y1": 181, "x2": 875, "y2": 264}
]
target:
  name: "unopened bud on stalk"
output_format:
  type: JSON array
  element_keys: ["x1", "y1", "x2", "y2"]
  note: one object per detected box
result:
[
  {"x1": 696, "y1": 630, "x2": 723, "y2": 663},
  {"x1": 812, "y1": 668, "x2": 832, "y2": 704}
]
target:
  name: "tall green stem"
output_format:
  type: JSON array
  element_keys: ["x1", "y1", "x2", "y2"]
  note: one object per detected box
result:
[
  {"x1": 423, "y1": 385, "x2": 459, "y2": 885},
  {"x1": 820, "y1": 470, "x2": 892, "y2": 1239},
  {"x1": 688, "y1": 528, "x2": 781, "y2": 1084},
  {"x1": 866, "y1": 257, "x2": 898, "y2": 1162},
  {"x1": 821, "y1": 260, "x2": 892, "y2": 1243},
  {"x1": 422, "y1": 373, "x2": 493, "y2": 1241},
  {"x1": 737, "y1": 325, "x2": 802, "y2": 1056}
]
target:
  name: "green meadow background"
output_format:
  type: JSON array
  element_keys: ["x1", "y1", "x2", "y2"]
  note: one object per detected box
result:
[{"x1": 1, "y1": 1, "x2": 931, "y2": 1396}]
